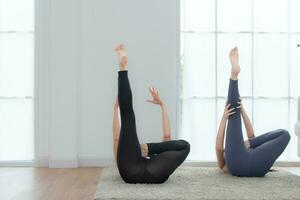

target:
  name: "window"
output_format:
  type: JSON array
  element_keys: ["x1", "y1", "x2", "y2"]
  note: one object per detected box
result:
[
  {"x1": 180, "y1": 0, "x2": 300, "y2": 161},
  {"x1": 0, "y1": 0, "x2": 34, "y2": 161}
]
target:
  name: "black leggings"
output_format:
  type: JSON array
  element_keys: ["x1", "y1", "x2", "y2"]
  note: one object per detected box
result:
[
  {"x1": 117, "y1": 71, "x2": 190, "y2": 183},
  {"x1": 225, "y1": 79, "x2": 290, "y2": 177}
]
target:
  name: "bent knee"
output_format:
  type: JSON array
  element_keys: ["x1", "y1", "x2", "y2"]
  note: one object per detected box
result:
[
  {"x1": 282, "y1": 130, "x2": 290, "y2": 143},
  {"x1": 278, "y1": 129, "x2": 290, "y2": 140},
  {"x1": 178, "y1": 139, "x2": 190, "y2": 151}
]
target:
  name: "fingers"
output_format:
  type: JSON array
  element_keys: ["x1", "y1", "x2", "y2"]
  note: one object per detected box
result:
[
  {"x1": 148, "y1": 87, "x2": 156, "y2": 98},
  {"x1": 228, "y1": 111, "x2": 236, "y2": 116},
  {"x1": 149, "y1": 86, "x2": 154, "y2": 93},
  {"x1": 226, "y1": 101, "x2": 243, "y2": 110},
  {"x1": 114, "y1": 44, "x2": 124, "y2": 51},
  {"x1": 237, "y1": 101, "x2": 243, "y2": 109},
  {"x1": 148, "y1": 87, "x2": 153, "y2": 94},
  {"x1": 146, "y1": 99, "x2": 154, "y2": 103},
  {"x1": 229, "y1": 107, "x2": 235, "y2": 112},
  {"x1": 152, "y1": 87, "x2": 158, "y2": 95},
  {"x1": 226, "y1": 104, "x2": 231, "y2": 109},
  {"x1": 148, "y1": 86, "x2": 159, "y2": 97}
]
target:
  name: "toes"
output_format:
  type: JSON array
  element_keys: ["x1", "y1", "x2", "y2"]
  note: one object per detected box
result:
[
  {"x1": 114, "y1": 44, "x2": 125, "y2": 52},
  {"x1": 114, "y1": 46, "x2": 120, "y2": 52}
]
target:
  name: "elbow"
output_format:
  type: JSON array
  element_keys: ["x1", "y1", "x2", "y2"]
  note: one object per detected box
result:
[
  {"x1": 217, "y1": 162, "x2": 227, "y2": 172},
  {"x1": 221, "y1": 165, "x2": 228, "y2": 173},
  {"x1": 218, "y1": 164, "x2": 223, "y2": 170},
  {"x1": 216, "y1": 159, "x2": 225, "y2": 171}
]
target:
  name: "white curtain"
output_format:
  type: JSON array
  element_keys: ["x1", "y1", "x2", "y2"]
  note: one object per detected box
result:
[
  {"x1": 180, "y1": 0, "x2": 300, "y2": 161},
  {"x1": 0, "y1": 0, "x2": 34, "y2": 161}
]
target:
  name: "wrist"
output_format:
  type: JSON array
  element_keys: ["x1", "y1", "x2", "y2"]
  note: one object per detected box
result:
[
  {"x1": 222, "y1": 115, "x2": 227, "y2": 120},
  {"x1": 160, "y1": 102, "x2": 165, "y2": 107},
  {"x1": 240, "y1": 107, "x2": 245, "y2": 113}
]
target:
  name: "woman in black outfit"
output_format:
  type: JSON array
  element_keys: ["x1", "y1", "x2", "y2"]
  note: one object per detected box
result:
[{"x1": 112, "y1": 44, "x2": 190, "y2": 184}]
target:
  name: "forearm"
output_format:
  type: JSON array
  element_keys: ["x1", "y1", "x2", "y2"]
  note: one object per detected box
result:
[
  {"x1": 241, "y1": 107, "x2": 254, "y2": 139},
  {"x1": 216, "y1": 117, "x2": 226, "y2": 151},
  {"x1": 216, "y1": 117, "x2": 226, "y2": 169},
  {"x1": 216, "y1": 150, "x2": 226, "y2": 169},
  {"x1": 160, "y1": 103, "x2": 171, "y2": 141},
  {"x1": 112, "y1": 107, "x2": 120, "y2": 161}
]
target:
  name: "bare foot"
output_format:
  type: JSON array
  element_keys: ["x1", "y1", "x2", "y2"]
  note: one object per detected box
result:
[
  {"x1": 140, "y1": 144, "x2": 148, "y2": 158},
  {"x1": 229, "y1": 47, "x2": 240, "y2": 80},
  {"x1": 163, "y1": 134, "x2": 171, "y2": 141},
  {"x1": 114, "y1": 44, "x2": 128, "y2": 71}
]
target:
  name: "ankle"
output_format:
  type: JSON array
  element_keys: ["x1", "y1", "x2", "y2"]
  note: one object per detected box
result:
[
  {"x1": 119, "y1": 64, "x2": 127, "y2": 71},
  {"x1": 230, "y1": 74, "x2": 238, "y2": 80}
]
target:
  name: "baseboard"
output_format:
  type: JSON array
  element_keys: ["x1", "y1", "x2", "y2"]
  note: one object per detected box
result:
[
  {"x1": 183, "y1": 161, "x2": 300, "y2": 167},
  {"x1": 274, "y1": 161, "x2": 300, "y2": 167},
  {"x1": 78, "y1": 156, "x2": 114, "y2": 167},
  {"x1": 36, "y1": 156, "x2": 49, "y2": 167},
  {"x1": 183, "y1": 161, "x2": 217, "y2": 167},
  {"x1": 2, "y1": 159, "x2": 300, "y2": 168},
  {"x1": 38, "y1": 156, "x2": 114, "y2": 168},
  {"x1": 0, "y1": 160, "x2": 36, "y2": 167},
  {"x1": 48, "y1": 157, "x2": 78, "y2": 168}
]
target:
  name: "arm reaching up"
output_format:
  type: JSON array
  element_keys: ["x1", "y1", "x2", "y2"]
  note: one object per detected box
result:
[
  {"x1": 147, "y1": 87, "x2": 171, "y2": 141},
  {"x1": 160, "y1": 104, "x2": 171, "y2": 141},
  {"x1": 237, "y1": 98, "x2": 255, "y2": 140},
  {"x1": 216, "y1": 104, "x2": 235, "y2": 172}
]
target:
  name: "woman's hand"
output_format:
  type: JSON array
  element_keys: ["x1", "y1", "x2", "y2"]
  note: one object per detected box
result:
[
  {"x1": 147, "y1": 87, "x2": 163, "y2": 106},
  {"x1": 238, "y1": 97, "x2": 255, "y2": 139},
  {"x1": 223, "y1": 104, "x2": 236, "y2": 119},
  {"x1": 237, "y1": 97, "x2": 243, "y2": 110}
]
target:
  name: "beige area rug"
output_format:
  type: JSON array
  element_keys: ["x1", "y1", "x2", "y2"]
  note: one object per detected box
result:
[{"x1": 94, "y1": 167, "x2": 300, "y2": 200}]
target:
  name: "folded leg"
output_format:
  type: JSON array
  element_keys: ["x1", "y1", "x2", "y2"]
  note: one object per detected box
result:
[
  {"x1": 249, "y1": 129, "x2": 290, "y2": 176},
  {"x1": 249, "y1": 129, "x2": 289, "y2": 148},
  {"x1": 147, "y1": 140, "x2": 190, "y2": 155},
  {"x1": 145, "y1": 140, "x2": 190, "y2": 183}
]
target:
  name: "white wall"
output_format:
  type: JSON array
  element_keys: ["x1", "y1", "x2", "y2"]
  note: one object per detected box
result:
[{"x1": 36, "y1": 0, "x2": 179, "y2": 167}]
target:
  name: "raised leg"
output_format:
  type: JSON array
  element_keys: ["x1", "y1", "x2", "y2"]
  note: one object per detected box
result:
[
  {"x1": 117, "y1": 71, "x2": 142, "y2": 165},
  {"x1": 115, "y1": 45, "x2": 144, "y2": 183},
  {"x1": 225, "y1": 47, "x2": 249, "y2": 176}
]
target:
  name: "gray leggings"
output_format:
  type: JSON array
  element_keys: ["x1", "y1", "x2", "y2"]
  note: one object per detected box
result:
[{"x1": 225, "y1": 79, "x2": 290, "y2": 177}]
